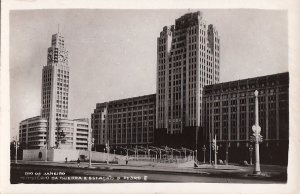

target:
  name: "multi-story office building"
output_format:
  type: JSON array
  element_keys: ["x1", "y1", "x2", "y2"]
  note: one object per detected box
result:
[
  {"x1": 19, "y1": 32, "x2": 90, "y2": 151},
  {"x1": 156, "y1": 11, "x2": 220, "y2": 135},
  {"x1": 19, "y1": 116, "x2": 47, "y2": 149},
  {"x1": 56, "y1": 118, "x2": 90, "y2": 150},
  {"x1": 91, "y1": 94, "x2": 156, "y2": 147},
  {"x1": 19, "y1": 117, "x2": 90, "y2": 150},
  {"x1": 202, "y1": 72, "x2": 289, "y2": 164},
  {"x1": 41, "y1": 32, "x2": 70, "y2": 148}
]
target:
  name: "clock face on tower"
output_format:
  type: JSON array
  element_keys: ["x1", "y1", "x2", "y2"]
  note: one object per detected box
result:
[
  {"x1": 58, "y1": 54, "x2": 63, "y2": 62},
  {"x1": 58, "y1": 50, "x2": 67, "y2": 62},
  {"x1": 47, "y1": 50, "x2": 53, "y2": 62}
]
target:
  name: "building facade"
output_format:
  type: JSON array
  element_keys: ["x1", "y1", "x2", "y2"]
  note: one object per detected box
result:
[
  {"x1": 91, "y1": 94, "x2": 156, "y2": 147},
  {"x1": 56, "y1": 118, "x2": 90, "y2": 150},
  {"x1": 19, "y1": 117, "x2": 90, "y2": 150},
  {"x1": 41, "y1": 32, "x2": 70, "y2": 148},
  {"x1": 156, "y1": 11, "x2": 220, "y2": 135},
  {"x1": 19, "y1": 32, "x2": 90, "y2": 151},
  {"x1": 202, "y1": 72, "x2": 289, "y2": 164},
  {"x1": 19, "y1": 116, "x2": 47, "y2": 149}
]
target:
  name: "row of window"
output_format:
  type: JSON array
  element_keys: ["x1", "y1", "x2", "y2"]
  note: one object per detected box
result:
[
  {"x1": 206, "y1": 92, "x2": 280, "y2": 101},
  {"x1": 57, "y1": 69, "x2": 68, "y2": 74},
  {"x1": 56, "y1": 113, "x2": 67, "y2": 118},
  {"x1": 205, "y1": 97, "x2": 279, "y2": 107},
  {"x1": 206, "y1": 84, "x2": 287, "y2": 95}
]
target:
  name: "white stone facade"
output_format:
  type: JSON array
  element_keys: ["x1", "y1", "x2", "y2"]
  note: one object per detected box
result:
[{"x1": 156, "y1": 11, "x2": 220, "y2": 134}]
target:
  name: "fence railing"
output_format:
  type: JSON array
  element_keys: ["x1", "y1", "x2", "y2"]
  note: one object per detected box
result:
[{"x1": 127, "y1": 154, "x2": 194, "y2": 163}]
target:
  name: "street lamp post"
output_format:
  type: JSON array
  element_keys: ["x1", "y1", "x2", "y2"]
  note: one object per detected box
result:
[
  {"x1": 45, "y1": 131, "x2": 48, "y2": 162},
  {"x1": 88, "y1": 143, "x2": 92, "y2": 167},
  {"x1": 113, "y1": 149, "x2": 116, "y2": 161},
  {"x1": 103, "y1": 148, "x2": 106, "y2": 164},
  {"x1": 45, "y1": 142, "x2": 48, "y2": 162},
  {"x1": 253, "y1": 90, "x2": 261, "y2": 175},
  {"x1": 89, "y1": 138, "x2": 94, "y2": 168},
  {"x1": 179, "y1": 152, "x2": 181, "y2": 162},
  {"x1": 225, "y1": 142, "x2": 229, "y2": 165},
  {"x1": 202, "y1": 145, "x2": 206, "y2": 163},
  {"x1": 134, "y1": 150, "x2": 136, "y2": 160},
  {"x1": 249, "y1": 145, "x2": 253, "y2": 165},
  {"x1": 213, "y1": 135, "x2": 217, "y2": 168},
  {"x1": 135, "y1": 145, "x2": 138, "y2": 160},
  {"x1": 88, "y1": 126, "x2": 94, "y2": 168},
  {"x1": 14, "y1": 140, "x2": 20, "y2": 164},
  {"x1": 107, "y1": 149, "x2": 109, "y2": 165},
  {"x1": 105, "y1": 142, "x2": 110, "y2": 165},
  {"x1": 209, "y1": 133, "x2": 212, "y2": 165},
  {"x1": 192, "y1": 150, "x2": 194, "y2": 161},
  {"x1": 159, "y1": 150, "x2": 162, "y2": 161}
]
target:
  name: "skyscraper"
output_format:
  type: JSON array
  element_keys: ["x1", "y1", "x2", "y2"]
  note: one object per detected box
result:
[
  {"x1": 156, "y1": 11, "x2": 220, "y2": 135},
  {"x1": 19, "y1": 31, "x2": 90, "y2": 152},
  {"x1": 41, "y1": 32, "x2": 70, "y2": 148},
  {"x1": 19, "y1": 30, "x2": 91, "y2": 150}
]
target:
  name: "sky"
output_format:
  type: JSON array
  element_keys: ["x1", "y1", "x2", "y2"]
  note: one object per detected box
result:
[{"x1": 9, "y1": 9, "x2": 288, "y2": 139}]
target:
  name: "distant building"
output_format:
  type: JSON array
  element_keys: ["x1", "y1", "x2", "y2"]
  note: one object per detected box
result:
[
  {"x1": 202, "y1": 72, "x2": 289, "y2": 164},
  {"x1": 18, "y1": 32, "x2": 90, "y2": 151},
  {"x1": 19, "y1": 116, "x2": 47, "y2": 149},
  {"x1": 91, "y1": 94, "x2": 156, "y2": 147},
  {"x1": 156, "y1": 11, "x2": 220, "y2": 138}
]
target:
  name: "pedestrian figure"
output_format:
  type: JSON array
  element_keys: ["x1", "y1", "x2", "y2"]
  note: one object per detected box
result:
[
  {"x1": 126, "y1": 157, "x2": 128, "y2": 165},
  {"x1": 77, "y1": 158, "x2": 80, "y2": 167},
  {"x1": 65, "y1": 157, "x2": 68, "y2": 163}
]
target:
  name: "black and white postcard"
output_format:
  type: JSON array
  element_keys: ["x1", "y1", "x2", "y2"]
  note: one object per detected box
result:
[{"x1": 1, "y1": 0, "x2": 300, "y2": 194}]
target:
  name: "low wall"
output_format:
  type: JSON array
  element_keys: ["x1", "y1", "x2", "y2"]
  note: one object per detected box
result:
[
  {"x1": 23, "y1": 149, "x2": 79, "y2": 162},
  {"x1": 77, "y1": 150, "x2": 126, "y2": 163},
  {"x1": 53, "y1": 149, "x2": 79, "y2": 161},
  {"x1": 127, "y1": 159, "x2": 194, "y2": 168},
  {"x1": 78, "y1": 150, "x2": 107, "y2": 162},
  {"x1": 23, "y1": 149, "x2": 127, "y2": 163},
  {"x1": 23, "y1": 149, "x2": 47, "y2": 161},
  {"x1": 177, "y1": 160, "x2": 194, "y2": 168}
]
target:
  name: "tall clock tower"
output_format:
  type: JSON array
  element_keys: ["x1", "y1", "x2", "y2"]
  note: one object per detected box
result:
[{"x1": 41, "y1": 32, "x2": 70, "y2": 148}]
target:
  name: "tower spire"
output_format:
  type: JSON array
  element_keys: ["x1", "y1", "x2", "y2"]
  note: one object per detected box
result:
[{"x1": 58, "y1": 24, "x2": 60, "y2": 33}]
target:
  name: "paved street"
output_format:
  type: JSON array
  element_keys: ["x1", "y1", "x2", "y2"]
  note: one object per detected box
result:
[{"x1": 11, "y1": 161, "x2": 287, "y2": 184}]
